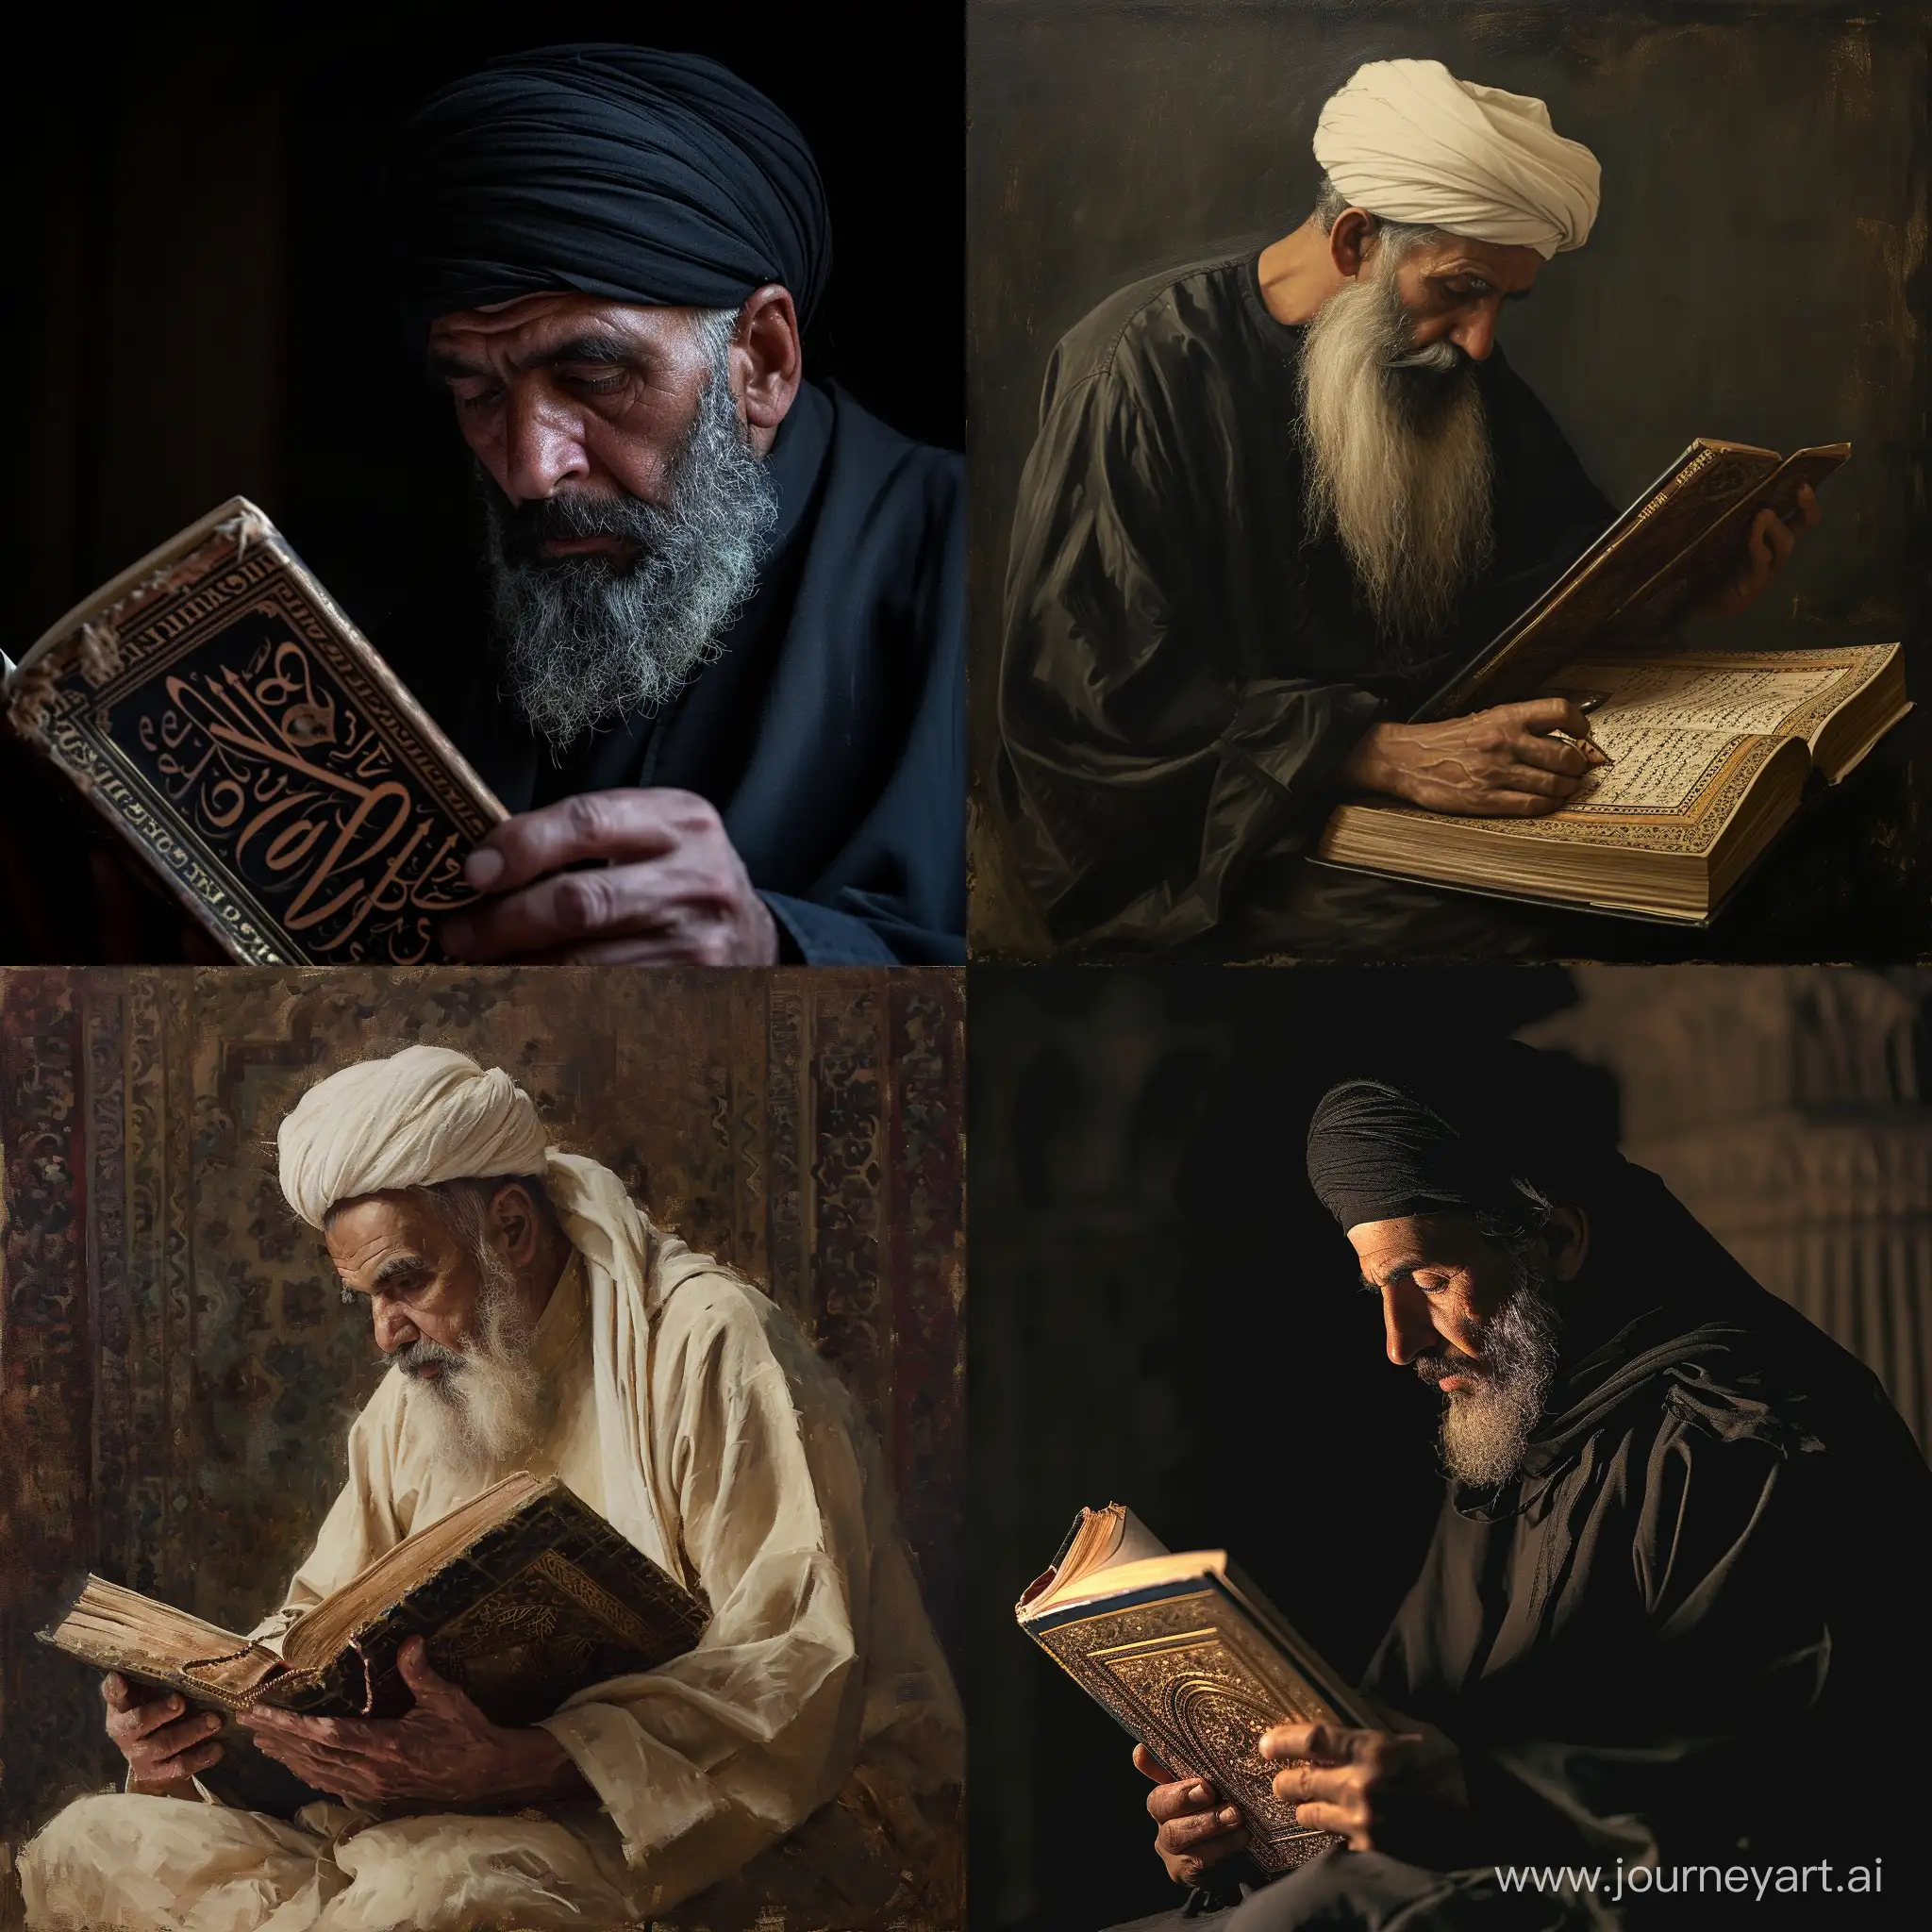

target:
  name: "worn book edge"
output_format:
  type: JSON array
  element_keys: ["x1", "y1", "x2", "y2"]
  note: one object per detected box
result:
[{"x1": 3, "y1": 496, "x2": 508, "y2": 964}]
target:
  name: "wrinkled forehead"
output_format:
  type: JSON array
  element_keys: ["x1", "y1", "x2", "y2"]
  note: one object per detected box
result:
[
  {"x1": 1347, "y1": 1210, "x2": 1490, "y2": 1275},
  {"x1": 322, "y1": 1191, "x2": 447, "y2": 1274},
  {"x1": 1382, "y1": 229, "x2": 1544, "y2": 295},
  {"x1": 425, "y1": 291, "x2": 706, "y2": 364}
]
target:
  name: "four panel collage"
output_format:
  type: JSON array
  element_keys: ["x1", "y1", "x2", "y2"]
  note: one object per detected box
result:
[{"x1": 1, "y1": 5, "x2": 1926, "y2": 1930}]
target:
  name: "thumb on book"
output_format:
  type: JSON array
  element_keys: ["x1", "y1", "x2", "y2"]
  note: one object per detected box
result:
[{"x1": 395, "y1": 1636, "x2": 458, "y2": 1704}]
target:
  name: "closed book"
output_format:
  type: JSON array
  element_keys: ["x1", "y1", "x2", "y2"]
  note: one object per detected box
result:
[
  {"x1": 1017, "y1": 1504, "x2": 1374, "y2": 1874},
  {"x1": 3, "y1": 497, "x2": 506, "y2": 965},
  {"x1": 39, "y1": 1473, "x2": 708, "y2": 1817}
]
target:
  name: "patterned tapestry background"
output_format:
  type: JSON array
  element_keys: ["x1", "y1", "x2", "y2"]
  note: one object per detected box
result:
[{"x1": 0, "y1": 966, "x2": 964, "y2": 1860}]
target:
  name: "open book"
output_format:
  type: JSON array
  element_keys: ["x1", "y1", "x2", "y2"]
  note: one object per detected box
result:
[
  {"x1": 2, "y1": 497, "x2": 507, "y2": 965},
  {"x1": 1418, "y1": 437, "x2": 1852, "y2": 720},
  {"x1": 1017, "y1": 1504, "x2": 1373, "y2": 1874},
  {"x1": 1318, "y1": 642, "x2": 1907, "y2": 924},
  {"x1": 40, "y1": 1473, "x2": 707, "y2": 1815}
]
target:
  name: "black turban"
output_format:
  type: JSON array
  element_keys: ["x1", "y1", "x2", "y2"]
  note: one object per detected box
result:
[
  {"x1": 383, "y1": 45, "x2": 831, "y2": 351},
  {"x1": 1306, "y1": 1044, "x2": 1618, "y2": 1230}
]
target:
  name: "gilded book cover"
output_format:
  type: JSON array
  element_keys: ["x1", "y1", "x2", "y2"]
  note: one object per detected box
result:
[
  {"x1": 1018, "y1": 1509, "x2": 1373, "y2": 1874},
  {"x1": 3, "y1": 496, "x2": 507, "y2": 965},
  {"x1": 1419, "y1": 439, "x2": 1850, "y2": 721},
  {"x1": 40, "y1": 1474, "x2": 708, "y2": 1816}
]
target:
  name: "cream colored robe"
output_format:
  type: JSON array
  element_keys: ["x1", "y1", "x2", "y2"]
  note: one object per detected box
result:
[{"x1": 21, "y1": 1224, "x2": 962, "y2": 1932}]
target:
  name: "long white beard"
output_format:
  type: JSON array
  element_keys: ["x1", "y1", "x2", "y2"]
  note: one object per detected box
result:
[
  {"x1": 391, "y1": 1264, "x2": 545, "y2": 1482},
  {"x1": 1425, "y1": 1265, "x2": 1562, "y2": 1487},
  {"x1": 1299, "y1": 248, "x2": 1495, "y2": 651}
]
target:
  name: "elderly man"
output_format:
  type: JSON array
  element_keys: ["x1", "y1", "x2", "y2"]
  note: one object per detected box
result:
[
  {"x1": 385, "y1": 45, "x2": 964, "y2": 969},
  {"x1": 996, "y1": 58, "x2": 1819, "y2": 956},
  {"x1": 21, "y1": 1046, "x2": 962, "y2": 1931},
  {"x1": 1122, "y1": 1048, "x2": 1928, "y2": 1929}
]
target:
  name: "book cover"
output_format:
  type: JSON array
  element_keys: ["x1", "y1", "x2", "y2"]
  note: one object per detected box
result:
[
  {"x1": 3, "y1": 497, "x2": 507, "y2": 966},
  {"x1": 1021, "y1": 1546, "x2": 1371, "y2": 1874},
  {"x1": 1416, "y1": 440, "x2": 1848, "y2": 722},
  {"x1": 40, "y1": 1478, "x2": 709, "y2": 1817}
]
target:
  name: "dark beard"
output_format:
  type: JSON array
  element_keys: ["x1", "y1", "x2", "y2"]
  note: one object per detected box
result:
[{"x1": 480, "y1": 358, "x2": 781, "y2": 750}]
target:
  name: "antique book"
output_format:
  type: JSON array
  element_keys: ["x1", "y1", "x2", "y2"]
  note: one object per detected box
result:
[
  {"x1": 1319, "y1": 642, "x2": 1908, "y2": 924},
  {"x1": 40, "y1": 1472, "x2": 707, "y2": 1816},
  {"x1": 2, "y1": 497, "x2": 506, "y2": 964},
  {"x1": 1418, "y1": 438, "x2": 1850, "y2": 721},
  {"x1": 1017, "y1": 1504, "x2": 1374, "y2": 1874}
]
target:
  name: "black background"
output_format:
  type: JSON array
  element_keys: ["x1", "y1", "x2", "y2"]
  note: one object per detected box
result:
[
  {"x1": 968, "y1": 963, "x2": 1593, "y2": 1932},
  {"x1": 0, "y1": 2, "x2": 964, "y2": 957}
]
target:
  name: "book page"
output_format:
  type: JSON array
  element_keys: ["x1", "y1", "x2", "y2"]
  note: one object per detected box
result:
[{"x1": 1546, "y1": 659, "x2": 1842, "y2": 816}]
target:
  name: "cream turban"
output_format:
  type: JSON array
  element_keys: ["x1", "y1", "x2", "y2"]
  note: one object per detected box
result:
[
  {"x1": 1313, "y1": 58, "x2": 1600, "y2": 258},
  {"x1": 278, "y1": 1044, "x2": 552, "y2": 1227}
]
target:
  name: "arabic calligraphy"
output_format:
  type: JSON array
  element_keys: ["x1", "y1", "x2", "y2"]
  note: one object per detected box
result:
[{"x1": 125, "y1": 615, "x2": 481, "y2": 964}]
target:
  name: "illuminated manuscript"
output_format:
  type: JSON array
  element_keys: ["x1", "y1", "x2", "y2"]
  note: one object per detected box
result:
[{"x1": 3, "y1": 497, "x2": 505, "y2": 964}]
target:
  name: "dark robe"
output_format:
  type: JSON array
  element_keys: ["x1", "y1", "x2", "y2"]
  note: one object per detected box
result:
[
  {"x1": 995, "y1": 246, "x2": 1615, "y2": 957},
  {"x1": 1110, "y1": 1165, "x2": 1932, "y2": 1929},
  {"x1": 393, "y1": 379, "x2": 965, "y2": 965}
]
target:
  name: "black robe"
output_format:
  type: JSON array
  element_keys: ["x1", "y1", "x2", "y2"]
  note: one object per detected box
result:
[
  {"x1": 396, "y1": 379, "x2": 965, "y2": 965},
  {"x1": 995, "y1": 247, "x2": 1614, "y2": 957},
  {"x1": 1116, "y1": 1165, "x2": 1932, "y2": 1930}
]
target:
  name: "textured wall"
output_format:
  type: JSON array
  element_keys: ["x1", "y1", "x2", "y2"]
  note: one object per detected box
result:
[
  {"x1": 0, "y1": 966, "x2": 965, "y2": 1857},
  {"x1": 968, "y1": 0, "x2": 1932, "y2": 959}
]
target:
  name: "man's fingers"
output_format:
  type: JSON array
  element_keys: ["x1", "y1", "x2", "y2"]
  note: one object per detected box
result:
[
  {"x1": 1270, "y1": 1759, "x2": 1353, "y2": 1807},
  {"x1": 1494, "y1": 697, "x2": 1589, "y2": 737},
  {"x1": 1796, "y1": 483, "x2": 1823, "y2": 529},
  {"x1": 395, "y1": 1636, "x2": 462, "y2": 1706},
  {"x1": 1160, "y1": 1805, "x2": 1244, "y2": 1852},
  {"x1": 1507, "y1": 735, "x2": 1590, "y2": 779},
  {"x1": 461, "y1": 791, "x2": 688, "y2": 897},
  {"x1": 1132, "y1": 1743, "x2": 1175, "y2": 1785},
  {"x1": 1146, "y1": 1777, "x2": 1221, "y2": 1824},
  {"x1": 442, "y1": 861, "x2": 683, "y2": 962},
  {"x1": 101, "y1": 1674, "x2": 136, "y2": 1713},
  {"x1": 1259, "y1": 1721, "x2": 1374, "y2": 1764}
]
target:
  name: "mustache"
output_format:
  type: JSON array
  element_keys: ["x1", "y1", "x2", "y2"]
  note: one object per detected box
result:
[
  {"x1": 491, "y1": 488, "x2": 668, "y2": 569},
  {"x1": 1413, "y1": 1342, "x2": 1491, "y2": 1385},
  {"x1": 389, "y1": 1336, "x2": 468, "y2": 1379}
]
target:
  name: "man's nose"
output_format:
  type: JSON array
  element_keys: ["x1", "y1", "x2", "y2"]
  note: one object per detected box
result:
[
  {"x1": 371, "y1": 1298, "x2": 419, "y2": 1355},
  {"x1": 1381, "y1": 1284, "x2": 1436, "y2": 1366},
  {"x1": 1449, "y1": 300, "x2": 1501, "y2": 362},
  {"x1": 501, "y1": 385, "x2": 590, "y2": 504}
]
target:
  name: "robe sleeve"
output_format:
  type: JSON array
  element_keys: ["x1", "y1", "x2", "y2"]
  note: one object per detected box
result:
[
  {"x1": 997, "y1": 351, "x2": 1383, "y2": 951},
  {"x1": 1468, "y1": 1421, "x2": 1834, "y2": 1867},
  {"x1": 536, "y1": 1291, "x2": 870, "y2": 1908}
]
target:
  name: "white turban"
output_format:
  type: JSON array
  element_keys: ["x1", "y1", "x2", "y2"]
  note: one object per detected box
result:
[
  {"x1": 1313, "y1": 58, "x2": 1600, "y2": 258},
  {"x1": 277, "y1": 1043, "x2": 552, "y2": 1226}
]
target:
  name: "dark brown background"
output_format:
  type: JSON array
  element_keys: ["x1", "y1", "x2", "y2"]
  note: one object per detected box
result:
[
  {"x1": 969, "y1": 962, "x2": 1932, "y2": 1931},
  {"x1": 967, "y1": 0, "x2": 1932, "y2": 961},
  {"x1": 0, "y1": 967, "x2": 964, "y2": 1882}
]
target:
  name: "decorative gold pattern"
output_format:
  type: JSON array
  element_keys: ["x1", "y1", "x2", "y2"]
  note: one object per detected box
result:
[{"x1": 1031, "y1": 1589, "x2": 1345, "y2": 1872}]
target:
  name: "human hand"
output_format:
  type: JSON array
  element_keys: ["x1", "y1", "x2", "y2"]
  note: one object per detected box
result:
[
  {"x1": 1698, "y1": 486, "x2": 1821, "y2": 621},
  {"x1": 440, "y1": 788, "x2": 779, "y2": 965},
  {"x1": 1339, "y1": 698, "x2": 1604, "y2": 817},
  {"x1": 1257, "y1": 1719, "x2": 1470, "y2": 1857},
  {"x1": 1133, "y1": 1742, "x2": 1248, "y2": 1887},
  {"x1": 101, "y1": 1674, "x2": 225, "y2": 1790},
  {"x1": 242, "y1": 1637, "x2": 590, "y2": 1807}
]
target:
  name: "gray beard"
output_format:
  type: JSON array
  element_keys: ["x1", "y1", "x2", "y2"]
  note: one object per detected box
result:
[
  {"x1": 1416, "y1": 1259, "x2": 1562, "y2": 1487},
  {"x1": 1298, "y1": 248, "x2": 1495, "y2": 654},
  {"x1": 390, "y1": 1255, "x2": 545, "y2": 1482},
  {"x1": 481, "y1": 358, "x2": 781, "y2": 750}
]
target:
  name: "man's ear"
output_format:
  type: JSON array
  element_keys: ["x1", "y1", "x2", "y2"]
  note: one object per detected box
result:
[
  {"x1": 1545, "y1": 1207, "x2": 1590, "y2": 1283},
  {"x1": 728, "y1": 284, "x2": 802, "y2": 445},
  {"x1": 488, "y1": 1182, "x2": 541, "y2": 1270},
  {"x1": 1327, "y1": 208, "x2": 1376, "y2": 280}
]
